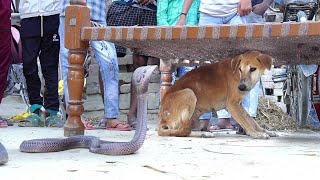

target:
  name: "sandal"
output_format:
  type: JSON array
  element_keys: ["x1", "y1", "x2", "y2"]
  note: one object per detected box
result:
[{"x1": 18, "y1": 113, "x2": 41, "y2": 127}]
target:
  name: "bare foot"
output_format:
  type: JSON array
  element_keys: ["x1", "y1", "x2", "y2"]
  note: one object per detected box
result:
[
  {"x1": 127, "y1": 115, "x2": 137, "y2": 129},
  {"x1": 104, "y1": 119, "x2": 132, "y2": 131}
]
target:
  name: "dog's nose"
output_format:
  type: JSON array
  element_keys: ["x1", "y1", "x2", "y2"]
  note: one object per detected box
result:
[{"x1": 238, "y1": 84, "x2": 247, "y2": 91}]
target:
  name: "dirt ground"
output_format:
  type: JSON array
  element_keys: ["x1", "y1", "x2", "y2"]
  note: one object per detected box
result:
[{"x1": 1, "y1": 121, "x2": 320, "y2": 180}]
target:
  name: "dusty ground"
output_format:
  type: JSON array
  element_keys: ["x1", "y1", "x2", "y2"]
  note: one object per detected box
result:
[
  {"x1": 1, "y1": 96, "x2": 320, "y2": 180},
  {"x1": 1, "y1": 122, "x2": 320, "y2": 180}
]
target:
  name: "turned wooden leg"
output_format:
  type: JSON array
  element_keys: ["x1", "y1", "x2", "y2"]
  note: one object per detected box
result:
[
  {"x1": 160, "y1": 59, "x2": 173, "y2": 101},
  {"x1": 64, "y1": 51, "x2": 86, "y2": 137},
  {"x1": 64, "y1": 1, "x2": 90, "y2": 137}
]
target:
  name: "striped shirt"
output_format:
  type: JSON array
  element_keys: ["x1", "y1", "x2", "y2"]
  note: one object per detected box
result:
[
  {"x1": 200, "y1": 0, "x2": 239, "y2": 17},
  {"x1": 61, "y1": 0, "x2": 106, "y2": 22},
  {"x1": 112, "y1": 0, "x2": 157, "y2": 11}
]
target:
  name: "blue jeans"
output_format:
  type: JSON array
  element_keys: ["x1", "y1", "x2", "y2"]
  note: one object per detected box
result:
[
  {"x1": 59, "y1": 17, "x2": 119, "y2": 118},
  {"x1": 199, "y1": 11, "x2": 263, "y2": 118}
]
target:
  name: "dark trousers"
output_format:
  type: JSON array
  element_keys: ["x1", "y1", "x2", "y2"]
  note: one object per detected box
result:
[
  {"x1": 20, "y1": 15, "x2": 60, "y2": 111},
  {"x1": 0, "y1": 0, "x2": 11, "y2": 103}
]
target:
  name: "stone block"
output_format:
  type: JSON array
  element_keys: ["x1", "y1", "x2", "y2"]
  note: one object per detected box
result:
[
  {"x1": 119, "y1": 65, "x2": 127, "y2": 73},
  {"x1": 86, "y1": 76, "x2": 101, "y2": 94},
  {"x1": 83, "y1": 94, "x2": 104, "y2": 111},
  {"x1": 119, "y1": 72, "x2": 133, "y2": 84},
  {"x1": 118, "y1": 113, "x2": 127, "y2": 122},
  {"x1": 148, "y1": 83, "x2": 160, "y2": 93},
  {"x1": 119, "y1": 93, "x2": 130, "y2": 110},
  {"x1": 147, "y1": 92, "x2": 160, "y2": 110},
  {"x1": 118, "y1": 55, "x2": 133, "y2": 65},
  {"x1": 83, "y1": 110, "x2": 104, "y2": 119},
  {"x1": 150, "y1": 73, "x2": 161, "y2": 83},
  {"x1": 120, "y1": 84, "x2": 131, "y2": 94},
  {"x1": 148, "y1": 113, "x2": 160, "y2": 122},
  {"x1": 88, "y1": 64, "x2": 100, "y2": 76}
]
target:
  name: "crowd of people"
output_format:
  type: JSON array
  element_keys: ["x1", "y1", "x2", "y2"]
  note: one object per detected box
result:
[{"x1": 0, "y1": 0, "x2": 273, "y2": 132}]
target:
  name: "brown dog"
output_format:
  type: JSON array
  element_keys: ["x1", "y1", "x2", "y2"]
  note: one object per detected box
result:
[{"x1": 157, "y1": 51, "x2": 277, "y2": 139}]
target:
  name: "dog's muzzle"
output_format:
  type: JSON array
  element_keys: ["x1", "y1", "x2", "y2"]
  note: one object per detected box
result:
[{"x1": 238, "y1": 84, "x2": 247, "y2": 91}]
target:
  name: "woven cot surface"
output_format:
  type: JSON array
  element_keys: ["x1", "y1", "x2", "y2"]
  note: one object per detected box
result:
[{"x1": 81, "y1": 22, "x2": 320, "y2": 65}]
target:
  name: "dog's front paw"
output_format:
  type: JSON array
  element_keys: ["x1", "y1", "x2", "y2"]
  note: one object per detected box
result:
[
  {"x1": 264, "y1": 130, "x2": 278, "y2": 137},
  {"x1": 248, "y1": 131, "x2": 270, "y2": 139}
]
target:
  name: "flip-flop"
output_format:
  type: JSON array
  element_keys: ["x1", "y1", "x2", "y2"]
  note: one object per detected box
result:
[
  {"x1": 106, "y1": 121, "x2": 132, "y2": 131},
  {"x1": 93, "y1": 119, "x2": 108, "y2": 129},
  {"x1": 18, "y1": 114, "x2": 41, "y2": 127},
  {"x1": 84, "y1": 121, "x2": 95, "y2": 130},
  {"x1": 0, "y1": 120, "x2": 8, "y2": 128}
]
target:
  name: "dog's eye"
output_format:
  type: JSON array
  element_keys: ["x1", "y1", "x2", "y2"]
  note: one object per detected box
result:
[
  {"x1": 239, "y1": 68, "x2": 242, "y2": 72},
  {"x1": 250, "y1": 67, "x2": 256, "y2": 72}
]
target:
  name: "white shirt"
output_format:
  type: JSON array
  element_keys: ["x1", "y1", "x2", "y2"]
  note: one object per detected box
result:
[{"x1": 199, "y1": 0, "x2": 239, "y2": 17}]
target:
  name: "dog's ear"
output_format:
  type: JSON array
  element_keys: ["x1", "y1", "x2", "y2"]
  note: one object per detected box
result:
[
  {"x1": 257, "y1": 54, "x2": 273, "y2": 70},
  {"x1": 231, "y1": 55, "x2": 242, "y2": 74}
]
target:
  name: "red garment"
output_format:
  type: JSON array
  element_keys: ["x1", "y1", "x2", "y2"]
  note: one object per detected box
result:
[{"x1": 0, "y1": 0, "x2": 11, "y2": 102}]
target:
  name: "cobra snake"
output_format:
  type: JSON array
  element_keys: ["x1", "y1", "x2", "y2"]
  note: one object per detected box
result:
[{"x1": 0, "y1": 65, "x2": 157, "y2": 159}]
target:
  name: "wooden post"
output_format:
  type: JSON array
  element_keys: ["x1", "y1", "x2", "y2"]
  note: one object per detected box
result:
[
  {"x1": 64, "y1": 0, "x2": 90, "y2": 137},
  {"x1": 159, "y1": 59, "x2": 173, "y2": 101}
]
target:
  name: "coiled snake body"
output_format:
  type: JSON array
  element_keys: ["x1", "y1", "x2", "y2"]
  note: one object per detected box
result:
[{"x1": 16, "y1": 65, "x2": 157, "y2": 156}]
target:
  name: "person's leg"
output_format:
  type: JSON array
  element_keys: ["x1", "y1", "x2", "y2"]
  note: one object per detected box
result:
[
  {"x1": 21, "y1": 30, "x2": 42, "y2": 107},
  {"x1": 210, "y1": 12, "x2": 263, "y2": 130},
  {"x1": 0, "y1": 0, "x2": 11, "y2": 104},
  {"x1": 0, "y1": 29, "x2": 11, "y2": 103},
  {"x1": 106, "y1": 4, "x2": 143, "y2": 127},
  {"x1": 59, "y1": 16, "x2": 70, "y2": 108},
  {"x1": 197, "y1": 12, "x2": 227, "y2": 130},
  {"x1": 126, "y1": 8, "x2": 159, "y2": 128},
  {"x1": 39, "y1": 14, "x2": 60, "y2": 115},
  {"x1": 90, "y1": 33, "x2": 130, "y2": 130}
]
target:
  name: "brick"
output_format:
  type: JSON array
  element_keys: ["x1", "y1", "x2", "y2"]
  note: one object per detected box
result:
[
  {"x1": 120, "y1": 84, "x2": 131, "y2": 94},
  {"x1": 261, "y1": 75, "x2": 273, "y2": 82},
  {"x1": 261, "y1": 81, "x2": 274, "y2": 89},
  {"x1": 273, "y1": 88, "x2": 283, "y2": 96},
  {"x1": 274, "y1": 82, "x2": 284, "y2": 89},
  {"x1": 264, "y1": 68, "x2": 286, "y2": 75}
]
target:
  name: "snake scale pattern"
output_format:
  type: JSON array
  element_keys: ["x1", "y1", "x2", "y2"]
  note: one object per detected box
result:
[{"x1": 0, "y1": 65, "x2": 156, "y2": 163}]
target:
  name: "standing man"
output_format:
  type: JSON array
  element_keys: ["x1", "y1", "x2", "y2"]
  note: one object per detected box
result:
[{"x1": 18, "y1": 0, "x2": 62, "y2": 126}]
